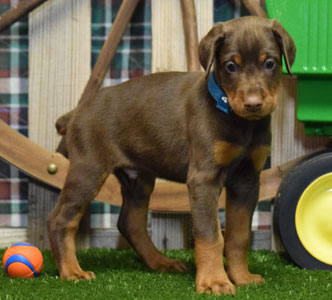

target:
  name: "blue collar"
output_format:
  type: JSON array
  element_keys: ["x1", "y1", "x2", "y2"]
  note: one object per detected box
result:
[{"x1": 208, "y1": 72, "x2": 231, "y2": 114}]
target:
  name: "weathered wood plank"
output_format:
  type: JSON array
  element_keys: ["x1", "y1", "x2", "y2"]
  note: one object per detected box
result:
[
  {"x1": 0, "y1": 228, "x2": 28, "y2": 248},
  {"x1": 271, "y1": 77, "x2": 329, "y2": 168},
  {"x1": 28, "y1": 0, "x2": 91, "y2": 249},
  {"x1": 151, "y1": 0, "x2": 213, "y2": 72}
]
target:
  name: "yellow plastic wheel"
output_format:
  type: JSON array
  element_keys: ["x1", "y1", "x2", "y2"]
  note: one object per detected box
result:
[
  {"x1": 295, "y1": 173, "x2": 332, "y2": 266},
  {"x1": 275, "y1": 150, "x2": 332, "y2": 270}
]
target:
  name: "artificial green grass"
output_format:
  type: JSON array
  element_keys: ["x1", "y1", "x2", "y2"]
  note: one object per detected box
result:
[{"x1": 1, "y1": 248, "x2": 332, "y2": 300}]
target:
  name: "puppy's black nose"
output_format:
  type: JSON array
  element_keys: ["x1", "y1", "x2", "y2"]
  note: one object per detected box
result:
[
  {"x1": 245, "y1": 103, "x2": 262, "y2": 112},
  {"x1": 244, "y1": 95, "x2": 262, "y2": 112}
]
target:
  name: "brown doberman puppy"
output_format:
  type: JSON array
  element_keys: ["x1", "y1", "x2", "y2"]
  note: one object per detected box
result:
[{"x1": 48, "y1": 16, "x2": 295, "y2": 295}]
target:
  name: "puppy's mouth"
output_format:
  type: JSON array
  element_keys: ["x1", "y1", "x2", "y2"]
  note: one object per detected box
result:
[
  {"x1": 235, "y1": 110, "x2": 267, "y2": 120},
  {"x1": 243, "y1": 113, "x2": 265, "y2": 120},
  {"x1": 228, "y1": 95, "x2": 277, "y2": 120}
]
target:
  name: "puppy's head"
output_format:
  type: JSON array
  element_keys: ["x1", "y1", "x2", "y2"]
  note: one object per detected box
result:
[{"x1": 199, "y1": 16, "x2": 296, "y2": 120}]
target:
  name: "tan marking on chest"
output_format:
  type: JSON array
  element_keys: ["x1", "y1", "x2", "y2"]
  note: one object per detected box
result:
[
  {"x1": 249, "y1": 145, "x2": 271, "y2": 171},
  {"x1": 214, "y1": 141, "x2": 243, "y2": 167}
]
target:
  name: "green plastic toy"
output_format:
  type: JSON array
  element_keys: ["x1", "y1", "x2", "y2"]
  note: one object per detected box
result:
[{"x1": 266, "y1": 0, "x2": 332, "y2": 136}]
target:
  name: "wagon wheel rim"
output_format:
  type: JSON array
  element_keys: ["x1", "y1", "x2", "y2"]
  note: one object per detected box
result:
[{"x1": 295, "y1": 172, "x2": 332, "y2": 266}]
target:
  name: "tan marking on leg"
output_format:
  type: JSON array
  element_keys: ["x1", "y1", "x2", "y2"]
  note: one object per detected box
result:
[
  {"x1": 249, "y1": 145, "x2": 270, "y2": 171},
  {"x1": 117, "y1": 172, "x2": 186, "y2": 273},
  {"x1": 195, "y1": 231, "x2": 236, "y2": 295},
  {"x1": 225, "y1": 205, "x2": 264, "y2": 286},
  {"x1": 59, "y1": 173, "x2": 107, "y2": 280},
  {"x1": 127, "y1": 206, "x2": 182, "y2": 270},
  {"x1": 60, "y1": 210, "x2": 95, "y2": 280},
  {"x1": 225, "y1": 206, "x2": 250, "y2": 280},
  {"x1": 214, "y1": 141, "x2": 243, "y2": 167},
  {"x1": 128, "y1": 206, "x2": 186, "y2": 272}
]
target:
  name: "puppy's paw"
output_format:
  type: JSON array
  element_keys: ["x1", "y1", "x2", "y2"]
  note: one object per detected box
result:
[
  {"x1": 196, "y1": 277, "x2": 236, "y2": 296},
  {"x1": 61, "y1": 270, "x2": 96, "y2": 281},
  {"x1": 148, "y1": 257, "x2": 187, "y2": 273},
  {"x1": 229, "y1": 271, "x2": 264, "y2": 286},
  {"x1": 165, "y1": 258, "x2": 187, "y2": 273}
]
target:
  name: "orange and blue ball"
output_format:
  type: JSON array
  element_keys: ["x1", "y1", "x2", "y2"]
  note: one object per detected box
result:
[{"x1": 2, "y1": 243, "x2": 43, "y2": 278}]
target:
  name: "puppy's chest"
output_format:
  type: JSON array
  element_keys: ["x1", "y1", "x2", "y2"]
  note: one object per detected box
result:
[
  {"x1": 213, "y1": 124, "x2": 271, "y2": 171},
  {"x1": 214, "y1": 141, "x2": 270, "y2": 171}
]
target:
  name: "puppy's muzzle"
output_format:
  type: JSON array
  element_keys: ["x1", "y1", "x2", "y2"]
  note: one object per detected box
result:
[{"x1": 244, "y1": 95, "x2": 262, "y2": 113}]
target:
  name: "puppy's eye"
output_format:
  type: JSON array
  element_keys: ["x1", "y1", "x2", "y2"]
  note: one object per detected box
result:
[
  {"x1": 224, "y1": 61, "x2": 238, "y2": 73},
  {"x1": 264, "y1": 58, "x2": 276, "y2": 70}
]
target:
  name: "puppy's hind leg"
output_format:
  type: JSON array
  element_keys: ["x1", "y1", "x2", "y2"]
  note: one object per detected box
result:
[
  {"x1": 47, "y1": 158, "x2": 107, "y2": 280},
  {"x1": 115, "y1": 169, "x2": 186, "y2": 272}
]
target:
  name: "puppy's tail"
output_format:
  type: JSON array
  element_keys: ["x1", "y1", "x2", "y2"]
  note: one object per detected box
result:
[
  {"x1": 55, "y1": 110, "x2": 75, "y2": 157},
  {"x1": 55, "y1": 110, "x2": 74, "y2": 135}
]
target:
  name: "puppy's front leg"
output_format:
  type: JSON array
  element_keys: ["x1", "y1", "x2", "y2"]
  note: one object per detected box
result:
[
  {"x1": 224, "y1": 152, "x2": 267, "y2": 286},
  {"x1": 187, "y1": 168, "x2": 236, "y2": 296}
]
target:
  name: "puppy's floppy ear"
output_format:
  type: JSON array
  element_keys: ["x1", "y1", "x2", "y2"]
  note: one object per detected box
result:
[
  {"x1": 198, "y1": 23, "x2": 225, "y2": 79},
  {"x1": 271, "y1": 19, "x2": 296, "y2": 76}
]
